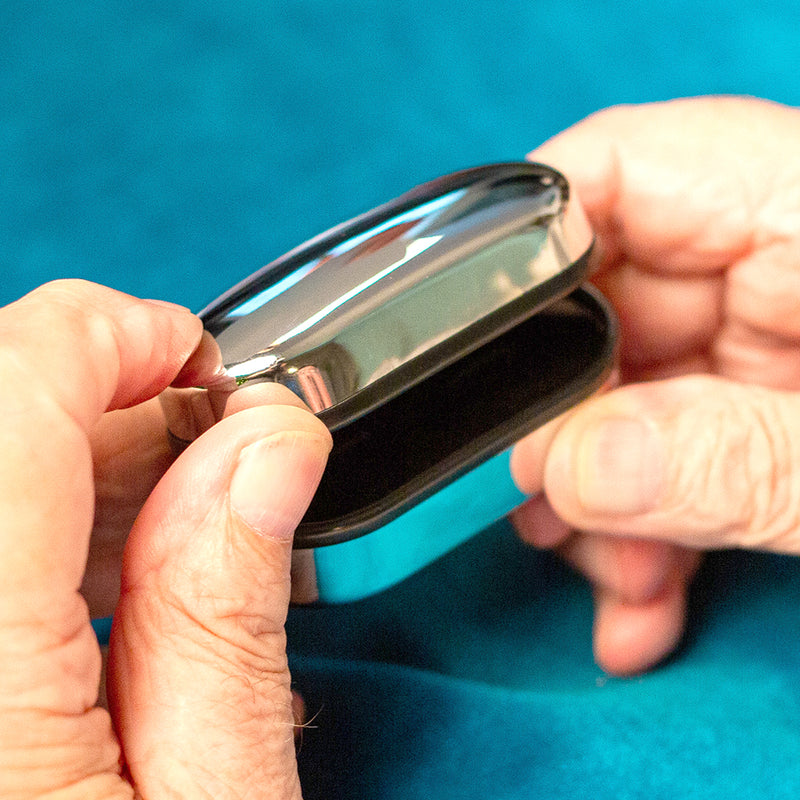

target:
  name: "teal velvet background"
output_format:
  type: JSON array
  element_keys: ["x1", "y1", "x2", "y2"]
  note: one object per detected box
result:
[{"x1": 4, "y1": 2, "x2": 800, "y2": 796}]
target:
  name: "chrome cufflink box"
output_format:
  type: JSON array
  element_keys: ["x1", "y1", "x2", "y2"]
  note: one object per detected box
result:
[{"x1": 165, "y1": 163, "x2": 617, "y2": 603}]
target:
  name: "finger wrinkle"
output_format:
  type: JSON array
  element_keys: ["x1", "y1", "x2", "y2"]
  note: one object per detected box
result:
[
  {"x1": 713, "y1": 330, "x2": 800, "y2": 392},
  {"x1": 727, "y1": 243, "x2": 800, "y2": 340},
  {"x1": 0, "y1": 593, "x2": 100, "y2": 716},
  {"x1": 0, "y1": 708, "x2": 129, "y2": 800},
  {"x1": 122, "y1": 577, "x2": 289, "y2": 680},
  {"x1": 738, "y1": 393, "x2": 800, "y2": 551}
]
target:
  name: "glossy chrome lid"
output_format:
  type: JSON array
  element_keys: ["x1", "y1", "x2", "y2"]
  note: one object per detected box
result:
[{"x1": 199, "y1": 162, "x2": 593, "y2": 430}]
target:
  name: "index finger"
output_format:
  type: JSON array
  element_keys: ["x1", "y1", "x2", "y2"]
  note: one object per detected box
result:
[{"x1": 0, "y1": 280, "x2": 214, "y2": 614}]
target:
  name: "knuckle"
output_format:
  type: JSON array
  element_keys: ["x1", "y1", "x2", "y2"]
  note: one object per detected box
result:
[
  {"x1": 741, "y1": 390, "x2": 800, "y2": 549},
  {"x1": 132, "y1": 567, "x2": 290, "y2": 680},
  {"x1": 0, "y1": 707, "x2": 122, "y2": 798},
  {"x1": 668, "y1": 399, "x2": 747, "y2": 543},
  {"x1": 671, "y1": 384, "x2": 800, "y2": 550}
]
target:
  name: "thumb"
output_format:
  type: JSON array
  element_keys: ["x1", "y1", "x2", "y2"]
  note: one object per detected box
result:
[
  {"x1": 108, "y1": 403, "x2": 331, "y2": 799},
  {"x1": 543, "y1": 375, "x2": 800, "y2": 553}
]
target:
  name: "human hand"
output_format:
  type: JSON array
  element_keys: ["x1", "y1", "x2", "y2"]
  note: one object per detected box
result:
[
  {"x1": 510, "y1": 96, "x2": 800, "y2": 675},
  {"x1": 0, "y1": 280, "x2": 331, "y2": 798}
]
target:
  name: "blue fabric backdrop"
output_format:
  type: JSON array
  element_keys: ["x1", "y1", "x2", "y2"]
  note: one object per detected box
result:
[{"x1": 4, "y1": 2, "x2": 800, "y2": 797}]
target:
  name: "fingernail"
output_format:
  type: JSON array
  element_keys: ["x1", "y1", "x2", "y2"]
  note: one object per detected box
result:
[
  {"x1": 171, "y1": 330, "x2": 226, "y2": 389},
  {"x1": 576, "y1": 417, "x2": 663, "y2": 515},
  {"x1": 230, "y1": 432, "x2": 330, "y2": 540}
]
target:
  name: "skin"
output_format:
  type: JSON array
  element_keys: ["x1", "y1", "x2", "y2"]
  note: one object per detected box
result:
[
  {"x1": 7, "y1": 95, "x2": 800, "y2": 795},
  {"x1": 510, "y1": 95, "x2": 800, "y2": 675},
  {"x1": 0, "y1": 280, "x2": 331, "y2": 798}
]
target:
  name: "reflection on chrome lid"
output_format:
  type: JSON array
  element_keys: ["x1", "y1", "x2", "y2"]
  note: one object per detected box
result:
[{"x1": 200, "y1": 162, "x2": 594, "y2": 430}]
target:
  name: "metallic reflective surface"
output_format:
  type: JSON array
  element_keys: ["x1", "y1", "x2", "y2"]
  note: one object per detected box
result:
[{"x1": 199, "y1": 163, "x2": 593, "y2": 429}]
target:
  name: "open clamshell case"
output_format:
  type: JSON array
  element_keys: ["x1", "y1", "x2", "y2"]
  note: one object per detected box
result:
[{"x1": 166, "y1": 163, "x2": 617, "y2": 603}]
